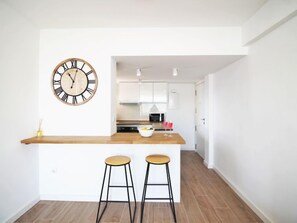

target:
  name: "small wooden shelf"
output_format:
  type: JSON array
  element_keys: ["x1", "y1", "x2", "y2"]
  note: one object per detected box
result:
[{"x1": 21, "y1": 133, "x2": 186, "y2": 145}]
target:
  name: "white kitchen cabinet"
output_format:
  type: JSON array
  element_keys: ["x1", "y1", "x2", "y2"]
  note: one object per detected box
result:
[
  {"x1": 140, "y1": 83, "x2": 153, "y2": 102},
  {"x1": 139, "y1": 82, "x2": 168, "y2": 103},
  {"x1": 118, "y1": 83, "x2": 140, "y2": 103},
  {"x1": 153, "y1": 83, "x2": 168, "y2": 103}
]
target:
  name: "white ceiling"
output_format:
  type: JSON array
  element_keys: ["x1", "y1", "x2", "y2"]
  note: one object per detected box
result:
[
  {"x1": 116, "y1": 55, "x2": 244, "y2": 82},
  {"x1": 4, "y1": 0, "x2": 266, "y2": 28},
  {"x1": 3, "y1": 0, "x2": 266, "y2": 82}
]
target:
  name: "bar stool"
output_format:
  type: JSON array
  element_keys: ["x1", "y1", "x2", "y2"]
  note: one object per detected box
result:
[
  {"x1": 96, "y1": 155, "x2": 136, "y2": 223},
  {"x1": 140, "y1": 154, "x2": 177, "y2": 222}
]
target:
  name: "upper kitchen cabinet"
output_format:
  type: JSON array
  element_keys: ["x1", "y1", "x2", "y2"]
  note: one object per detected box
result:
[
  {"x1": 140, "y1": 82, "x2": 168, "y2": 103},
  {"x1": 118, "y1": 82, "x2": 140, "y2": 103},
  {"x1": 139, "y1": 83, "x2": 153, "y2": 102},
  {"x1": 154, "y1": 83, "x2": 168, "y2": 103}
]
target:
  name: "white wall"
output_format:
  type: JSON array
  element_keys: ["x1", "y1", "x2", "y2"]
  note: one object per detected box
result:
[
  {"x1": 167, "y1": 83, "x2": 195, "y2": 150},
  {"x1": 38, "y1": 27, "x2": 246, "y2": 137},
  {"x1": 0, "y1": 2, "x2": 40, "y2": 222},
  {"x1": 242, "y1": 0, "x2": 297, "y2": 45},
  {"x1": 39, "y1": 144, "x2": 181, "y2": 202},
  {"x1": 213, "y1": 15, "x2": 297, "y2": 223}
]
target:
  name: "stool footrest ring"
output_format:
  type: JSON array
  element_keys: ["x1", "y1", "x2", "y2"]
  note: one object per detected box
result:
[
  {"x1": 109, "y1": 185, "x2": 134, "y2": 188},
  {"x1": 146, "y1": 183, "x2": 169, "y2": 186},
  {"x1": 144, "y1": 197, "x2": 173, "y2": 200},
  {"x1": 100, "y1": 200, "x2": 137, "y2": 203}
]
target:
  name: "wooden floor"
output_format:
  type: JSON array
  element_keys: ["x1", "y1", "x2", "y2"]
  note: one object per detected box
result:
[{"x1": 16, "y1": 151, "x2": 263, "y2": 223}]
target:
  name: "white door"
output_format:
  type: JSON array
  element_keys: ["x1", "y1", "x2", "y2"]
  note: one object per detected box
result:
[{"x1": 195, "y1": 82, "x2": 205, "y2": 158}]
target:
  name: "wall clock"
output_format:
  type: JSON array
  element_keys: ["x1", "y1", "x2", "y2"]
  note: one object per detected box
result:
[{"x1": 52, "y1": 58, "x2": 98, "y2": 105}]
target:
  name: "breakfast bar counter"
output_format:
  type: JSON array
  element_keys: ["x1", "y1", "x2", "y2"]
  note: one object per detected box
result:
[
  {"x1": 21, "y1": 133, "x2": 185, "y2": 145},
  {"x1": 21, "y1": 133, "x2": 185, "y2": 203}
]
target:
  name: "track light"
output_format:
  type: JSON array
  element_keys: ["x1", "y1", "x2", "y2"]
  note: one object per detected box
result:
[
  {"x1": 173, "y1": 68, "x2": 178, "y2": 76},
  {"x1": 136, "y1": 68, "x2": 142, "y2": 76}
]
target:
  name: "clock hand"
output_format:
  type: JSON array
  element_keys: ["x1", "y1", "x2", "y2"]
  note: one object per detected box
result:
[
  {"x1": 68, "y1": 73, "x2": 75, "y2": 82},
  {"x1": 70, "y1": 70, "x2": 78, "y2": 89},
  {"x1": 73, "y1": 69, "x2": 78, "y2": 82}
]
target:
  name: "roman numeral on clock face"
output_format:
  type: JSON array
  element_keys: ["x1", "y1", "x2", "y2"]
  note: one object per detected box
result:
[
  {"x1": 61, "y1": 93, "x2": 69, "y2": 102},
  {"x1": 55, "y1": 70, "x2": 63, "y2": 76},
  {"x1": 81, "y1": 94, "x2": 87, "y2": 101},
  {"x1": 81, "y1": 63, "x2": 85, "y2": 70},
  {"x1": 54, "y1": 87, "x2": 64, "y2": 96},
  {"x1": 61, "y1": 63, "x2": 68, "y2": 71},
  {"x1": 70, "y1": 60, "x2": 77, "y2": 68},
  {"x1": 72, "y1": 96, "x2": 78, "y2": 104},
  {"x1": 86, "y1": 70, "x2": 93, "y2": 76},
  {"x1": 53, "y1": 80, "x2": 61, "y2": 85},
  {"x1": 86, "y1": 88, "x2": 94, "y2": 94}
]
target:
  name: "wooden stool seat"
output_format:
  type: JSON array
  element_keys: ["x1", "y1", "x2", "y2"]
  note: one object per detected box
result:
[
  {"x1": 146, "y1": 154, "x2": 170, "y2": 165},
  {"x1": 105, "y1": 155, "x2": 131, "y2": 166}
]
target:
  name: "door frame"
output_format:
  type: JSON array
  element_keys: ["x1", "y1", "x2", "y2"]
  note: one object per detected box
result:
[
  {"x1": 195, "y1": 74, "x2": 214, "y2": 169},
  {"x1": 195, "y1": 81, "x2": 205, "y2": 159}
]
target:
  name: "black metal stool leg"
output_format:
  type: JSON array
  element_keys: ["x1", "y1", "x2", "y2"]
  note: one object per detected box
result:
[
  {"x1": 96, "y1": 164, "x2": 108, "y2": 223},
  {"x1": 165, "y1": 164, "x2": 173, "y2": 209},
  {"x1": 124, "y1": 164, "x2": 133, "y2": 223},
  {"x1": 140, "y1": 163, "x2": 150, "y2": 223},
  {"x1": 128, "y1": 163, "x2": 137, "y2": 221},
  {"x1": 97, "y1": 165, "x2": 112, "y2": 223},
  {"x1": 106, "y1": 165, "x2": 112, "y2": 205},
  {"x1": 166, "y1": 163, "x2": 177, "y2": 222}
]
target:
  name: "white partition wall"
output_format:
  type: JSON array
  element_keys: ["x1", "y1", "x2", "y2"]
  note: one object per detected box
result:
[
  {"x1": 39, "y1": 144, "x2": 181, "y2": 202},
  {"x1": 213, "y1": 15, "x2": 297, "y2": 223},
  {"x1": 0, "y1": 2, "x2": 40, "y2": 222}
]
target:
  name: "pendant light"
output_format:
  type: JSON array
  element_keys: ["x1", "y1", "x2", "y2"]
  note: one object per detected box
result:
[
  {"x1": 172, "y1": 68, "x2": 178, "y2": 76},
  {"x1": 136, "y1": 68, "x2": 142, "y2": 76}
]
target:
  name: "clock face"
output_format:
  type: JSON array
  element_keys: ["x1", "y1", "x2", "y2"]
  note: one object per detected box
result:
[{"x1": 52, "y1": 58, "x2": 98, "y2": 105}]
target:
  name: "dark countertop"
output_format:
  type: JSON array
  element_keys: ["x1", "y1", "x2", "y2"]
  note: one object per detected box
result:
[
  {"x1": 116, "y1": 120, "x2": 151, "y2": 125},
  {"x1": 116, "y1": 120, "x2": 171, "y2": 131}
]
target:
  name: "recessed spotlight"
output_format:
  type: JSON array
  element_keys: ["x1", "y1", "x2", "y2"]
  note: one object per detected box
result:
[
  {"x1": 136, "y1": 68, "x2": 142, "y2": 76},
  {"x1": 173, "y1": 68, "x2": 178, "y2": 76}
]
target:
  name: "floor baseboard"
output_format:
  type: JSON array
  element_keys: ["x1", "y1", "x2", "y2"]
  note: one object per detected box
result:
[
  {"x1": 203, "y1": 160, "x2": 214, "y2": 169},
  {"x1": 213, "y1": 166, "x2": 272, "y2": 223},
  {"x1": 5, "y1": 196, "x2": 40, "y2": 223}
]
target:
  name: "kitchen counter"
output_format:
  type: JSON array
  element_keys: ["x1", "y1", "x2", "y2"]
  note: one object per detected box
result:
[
  {"x1": 23, "y1": 133, "x2": 184, "y2": 203},
  {"x1": 116, "y1": 120, "x2": 151, "y2": 125},
  {"x1": 21, "y1": 133, "x2": 185, "y2": 145},
  {"x1": 116, "y1": 120, "x2": 170, "y2": 131}
]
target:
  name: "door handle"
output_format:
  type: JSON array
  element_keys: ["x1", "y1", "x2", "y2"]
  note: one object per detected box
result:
[{"x1": 201, "y1": 118, "x2": 205, "y2": 125}]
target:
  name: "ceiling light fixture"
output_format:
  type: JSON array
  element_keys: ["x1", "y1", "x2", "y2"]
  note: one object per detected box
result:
[
  {"x1": 136, "y1": 68, "x2": 142, "y2": 76},
  {"x1": 173, "y1": 68, "x2": 178, "y2": 76}
]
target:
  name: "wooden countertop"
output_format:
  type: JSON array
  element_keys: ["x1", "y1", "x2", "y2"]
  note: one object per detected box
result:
[{"x1": 21, "y1": 133, "x2": 186, "y2": 145}]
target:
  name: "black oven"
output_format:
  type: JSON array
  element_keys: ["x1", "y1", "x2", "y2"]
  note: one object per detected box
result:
[
  {"x1": 117, "y1": 125, "x2": 138, "y2": 133},
  {"x1": 149, "y1": 113, "x2": 165, "y2": 122}
]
